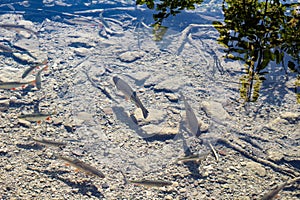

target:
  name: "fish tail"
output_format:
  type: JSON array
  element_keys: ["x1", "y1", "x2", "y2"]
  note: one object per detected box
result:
[
  {"x1": 195, "y1": 127, "x2": 201, "y2": 137},
  {"x1": 141, "y1": 107, "x2": 149, "y2": 119},
  {"x1": 120, "y1": 170, "x2": 129, "y2": 185},
  {"x1": 30, "y1": 80, "x2": 36, "y2": 86}
]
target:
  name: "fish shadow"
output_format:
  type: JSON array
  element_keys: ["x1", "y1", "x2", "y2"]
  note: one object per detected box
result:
[
  {"x1": 16, "y1": 143, "x2": 44, "y2": 150},
  {"x1": 9, "y1": 99, "x2": 34, "y2": 108},
  {"x1": 27, "y1": 167, "x2": 104, "y2": 198},
  {"x1": 178, "y1": 121, "x2": 202, "y2": 180},
  {"x1": 112, "y1": 106, "x2": 176, "y2": 142},
  {"x1": 182, "y1": 140, "x2": 202, "y2": 179}
]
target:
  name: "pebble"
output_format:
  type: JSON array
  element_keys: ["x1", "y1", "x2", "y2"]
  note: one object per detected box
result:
[
  {"x1": 18, "y1": 119, "x2": 31, "y2": 128},
  {"x1": 164, "y1": 195, "x2": 173, "y2": 200},
  {"x1": 118, "y1": 51, "x2": 145, "y2": 62},
  {"x1": 0, "y1": 99, "x2": 9, "y2": 106},
  {"x1": 179, "y1": 188, "x2": 187, "y2": 193},
  {"x1": 201, "y1": 100, "x2": 232, "y2": 121},
  {"x1": 280, "y1": 112, "x2": 300, "y2": 123},
  {"x1": 4, "y1": 164, "x2": 13, "y2": 171},
  {"x1": 153, "y1": 78, "x2": 183, "y2": 92},
  {"x1": 0, "y1": 148, "x2": 8, "y2": 156},
  {"x1": 165, "y1": 93, "x2": 179, "y2": 102},
  {"x1": 246, "y1": 161, "x2": 266, "y2": 177},
  {"x1": 0, "y1": 99, "x2": 10, "y2": 111},
  {"x1": 266, "y1": 149, "x2": 284, "y2": 162},
  {"x1": 73, "y1": 47, "x2": 89, "y2": 57},
  {"x1": 13, "y1": 53, "x2": 36, "y2": 63},
  {"x1": 102, "y1": 183, "x2": 109, "y2": 189},
  {"x1": 134, "y1": 108, "x2": 166, "y2": 123}
]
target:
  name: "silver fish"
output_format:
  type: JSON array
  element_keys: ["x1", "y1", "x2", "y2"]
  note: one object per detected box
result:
[
  {"x1": 261, "y1": 182, "x2": 288, "y2": 200},
  {"x1": 35, "y1": 65, "x2": 48, "y2": 90},
  {"x1": 32, "y1": 138, "x2": 67, "y2": 148},
  {"x1": 0, "y1": 80, "x2": 36, "y2": 90},
  {"x1": 177, "y1": 152, "x2": 210, "y2": 163},
  {"x1": 57, "y1": 155, "x2": 105, "y2": 178},
  {"x1": 128, "y1": 179, "x2": 173, "y2": 187},
  {"x1": 18, "y1": 112, "x2": 51, "y2": 123},
  {"x1": 0, "y1": 24, "x2": 37, "y2": 36},
  {"x1": 113, "y1": 76, "x2": 149, "y2": 118},
  {"x1": 22, "y1": 60, "x2": 47, "y2": 79}
]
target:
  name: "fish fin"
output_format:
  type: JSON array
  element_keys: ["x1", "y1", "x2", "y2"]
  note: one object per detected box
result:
[
  {"x1": 37, "y1": 120, "x2": 41, "y2": 124},
  {"x1": 65, "y1": 163, "x2": 70, "y2": 167},
  {"x1": 11, "y1": 87, "x2": 17, "y2": 90},
  {"x1": 74, "y1": 168, "x2": 80, "y2": 172},
  {"x1": 46, "y1": 116, "x2": 51, "y2": 120}
]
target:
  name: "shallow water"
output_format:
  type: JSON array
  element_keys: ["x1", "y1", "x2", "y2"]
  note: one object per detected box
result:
[{"x1": 0, "y1": 0, "x2": 299, "y2": 199}]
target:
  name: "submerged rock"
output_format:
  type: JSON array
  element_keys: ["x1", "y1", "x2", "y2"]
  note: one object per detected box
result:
[
  {"x1": 154, "y1": 78, "x2": 183, "y2": 92},
  {"x1": 118, "y1": 51, "x2": 145, "y2": 63},
  {"x1": 280, "y1": 112, "x2": 300, "y2": 124},
  {"x1": 201, "y1": 100, "x2": 232, "y2": 122},
  {"x1": 246, "y1": 161, "x2": 266, "y2": 177}
]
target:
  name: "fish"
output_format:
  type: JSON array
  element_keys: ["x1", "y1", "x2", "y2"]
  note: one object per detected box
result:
[
  {"x1": 113, "y1": 76, "x2": 149, "y2": 118},
  {"x1": 0, "y1": 24, "x2": 37, "y2": 36},
  {"x1": 35, "y1": 65, "x2": 48, "y2": 90},
  {"x1": 57, "y1": 155, "x2": 105, "y2": 178},
  {"x1": 22, "y1": 60, "x2": 47, "y2": 79},
  {"x1": 181, "y1": 93, "x2": 201, "y2": 137},
  {"x1": 177, "y1": 152, "x2": 210, "y2": 163},
  {"x1": 128, "y1": 179, "x2": 173, "y2": 187},
  {"x1": 261, "y1": 182, "x2": 288, "y2": 200},
  {"x1": 18, "y1": 112, "x2": 51, "y2": 123},
  {"x1": 31, "y1": 138, "x2": 67, "y2": 148},
  {"x1": 0, "y1": 43, "x2": 13, "y2": 53},
  {"x1": 0, "y1": 80, "x2": 36, "y2": 90},
  {"x1": 261, "y1": 177, "x2": 300, "y2": 200}
]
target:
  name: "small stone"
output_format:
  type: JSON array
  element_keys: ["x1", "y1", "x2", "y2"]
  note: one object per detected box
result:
[
  {"x1": 73, "y1": 47, "x2": 89, "y2": 57},
  {"x1": 154, "y1": 78, "x2": 183, "y2": 92},
  {"x1": 267, "y1": 150, "x2": 284, "y2": 162},
  {"x1": 13, "y1": 52, "x2": 35, "y2": 63},
  {"x1": 179, "y1": 188, "x2": 187, "y2": 193},
  {"x1": 199, "y1": 121, "x2": 209, "y2": 132},
  {"x1": 0, "y1": 99, "x2": 10, "y2": 111},
  {"x1": 103, "y1": 107, "x2": 114, "y2": 115},
  {"x1": 246, "y1": 161, "x2": 266, "y2": 177},
  {"x1": 201, "y1": 101, "x2": 232, "y2": 121},
  {"x1": 0, "y1": 148, "x2": 8, "y2": 156},
  {"x1": 102, "y1": 183, "x2": 109, "y2": 189},
  {"x1": 164, "y1": 195, "x2": 173, "y2": 200},
  {"x1": 118, "y1": 51, "x2": 144, "y2": 62},
  {"x1": 0, "y1": 99, "x2": 9, "y2": 106},
  {"x1": 172, "y1": 182, "x2": 179, "y2": 187},
  {"x1": 134, "y1": 108, "x2": 166, "y2": 123},
  {"x1": 280, "y1": 112, "x2": 300, "y2": 123},
  {"x1": 160, "y1": 126, "x2": 179, "y2": 135},
  {"x1": 52, "y1": 118, "x2": 63, "y2": 126},
  {"x1": 165, "y1": 93, "x2": 179, "y2": 102},
  {"x1": 18, "y1": 119, "x2": 31, "y2": 127},
  {"x1": 4, "y1": 164, "x2": 13, "y2": 171}
]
